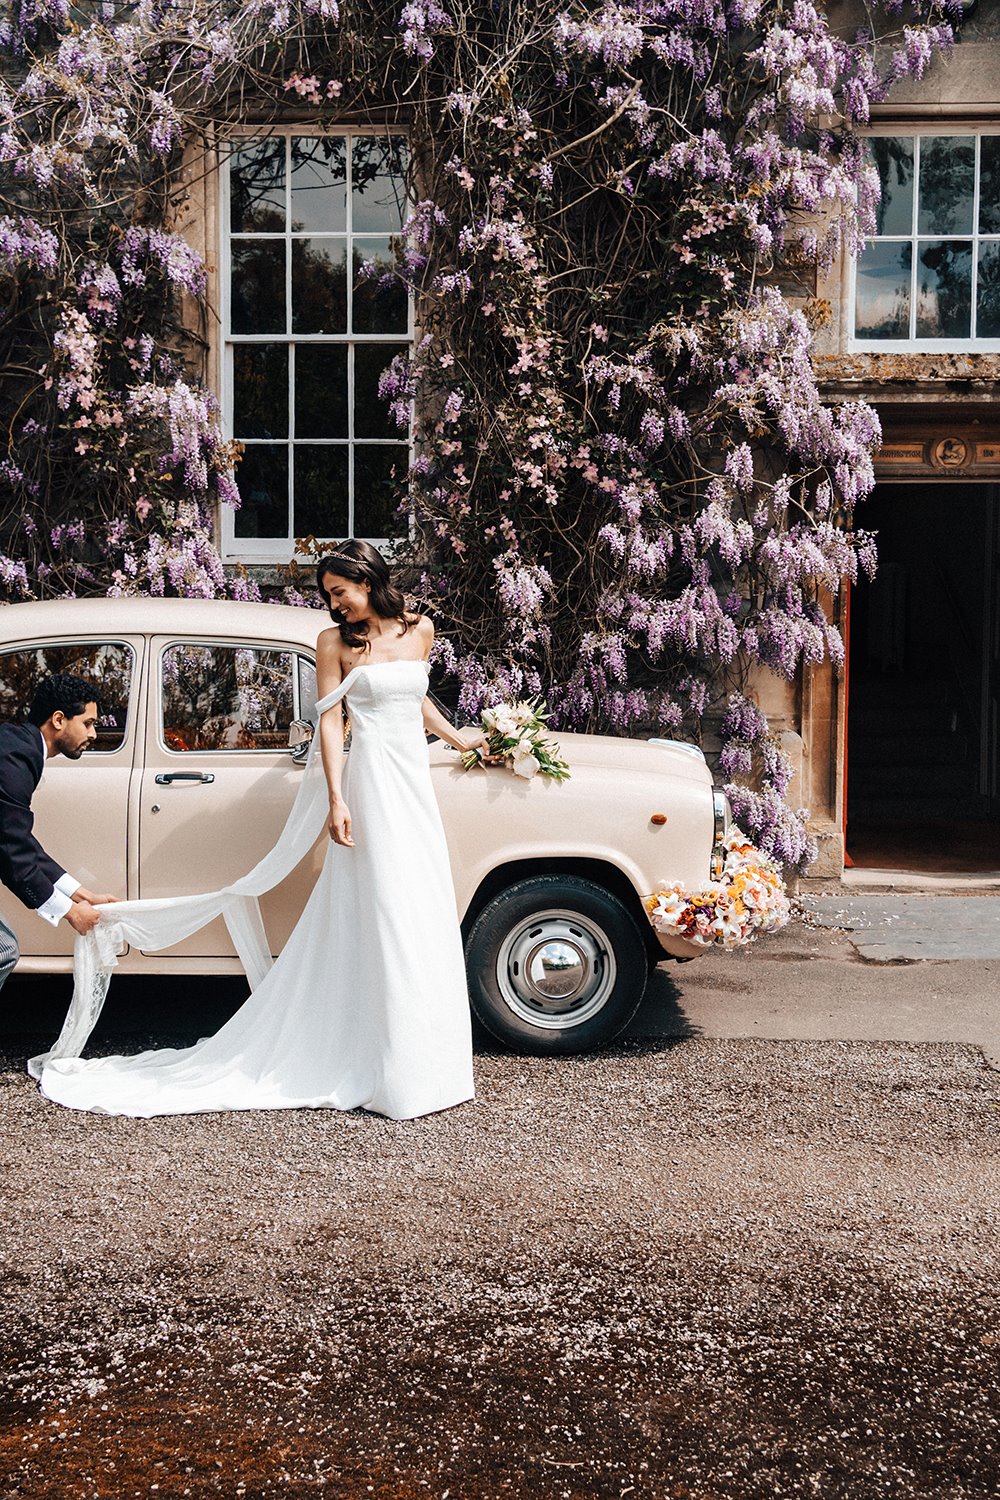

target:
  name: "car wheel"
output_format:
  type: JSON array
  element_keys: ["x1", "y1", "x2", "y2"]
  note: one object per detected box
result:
[{"x1": 464, "y1": 875, "x2": 648, "y2": 1054}]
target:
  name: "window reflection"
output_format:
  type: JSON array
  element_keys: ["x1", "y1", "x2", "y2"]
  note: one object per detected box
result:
[
  {"x1": 230, "y1": 139, "x2": 285, "y2": 233},
  {"x1": 0, "y1": 643, "x2": 133, "y2": 753},
  {"x1": 233, "y1": 345, "x2": 288, "y2": 439},
  {"x1": 980, "y1": 138, "x2": 1000, "y2": 233},
  {"x1": 855, "y1": 133, "x2": 1000, "y2": 344},
  {"x1": 977, "y1": 242, "x2": 1000, "y2": 337},
  {"x1": 916, "y1": 240, "x2": 972, "y2": 338},
  {"x1": 352, "y1": 138, "x2": 407, "y2": 233},
  {"x1": 228, "y1": 132, "x2": 412, "y2": 544},
  {"x1": 855, "y1": 242, "x2": 911, "y2": 339},
  {"x1": 292, "y1": 237, "x2": 348, "y2": 333},
  {"x1": 869, "y1": 137, "x2": 914, "y2": 237},
  {"x1": 354, "y1": 343, "x2": 409, "y2": 438},
  {"x1": 233, "y1": 446, "x2": 288, "y2": 538},
  {"x1": 230, "y1": 241, "x2": 286, "y2": 335},
  {"x1": 353, "y1": 238, "x2": 407, "y2": 334},
  {"x1": 294, "y1": 446, "x2": 350, "y2": 538},
  {"x1": 161, "y1": 645, "x2": 297, "y2": 753},
  {"x1": 354, "y1": 446, "x2": 408, "y2": 537},
  {"x1": 291, "y1": 137, "x2": 347, "y2": 233},
  {"x1": 918, "y1": 137, "x2": 975, "y2": 236},
  {"x1": 295, "y1": 346, "x2": 349, "y2": 437}
]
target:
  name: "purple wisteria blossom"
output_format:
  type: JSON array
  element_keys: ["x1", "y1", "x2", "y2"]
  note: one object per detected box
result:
[{"x1": 0, "y1": 0, "x2": 962, "y2": 864}]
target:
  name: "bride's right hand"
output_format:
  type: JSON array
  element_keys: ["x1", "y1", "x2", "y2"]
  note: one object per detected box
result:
[{"x1": 328, "y1": 797, "x2": 354, "y2": 847}]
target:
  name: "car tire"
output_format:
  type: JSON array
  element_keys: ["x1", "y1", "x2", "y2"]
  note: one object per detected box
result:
[{"x1": 464, "y1": 875, "x2": 648, "y2": 1055}]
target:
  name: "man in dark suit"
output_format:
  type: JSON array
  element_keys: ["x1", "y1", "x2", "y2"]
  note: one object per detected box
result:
[{"x1": 0, "y1": 673, "x2": 117, "y2": 996}]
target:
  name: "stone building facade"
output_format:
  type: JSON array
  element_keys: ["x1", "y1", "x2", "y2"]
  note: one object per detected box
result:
[
  {"x1": 756, "y1": 4, "x2": 1000, "y2": 877},
  {"x1": 171, "y1": 11, "x2": 1000, "y2": 881}
]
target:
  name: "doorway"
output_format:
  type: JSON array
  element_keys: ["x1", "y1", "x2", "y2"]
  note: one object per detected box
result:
[{"x1": 846, "y1": 482, "x2": 1000, "y2": 872}]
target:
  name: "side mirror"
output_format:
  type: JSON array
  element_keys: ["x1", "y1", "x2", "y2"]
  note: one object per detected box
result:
[{"x1": 287, "y1": 719, "x2": 313, "y2": 764}]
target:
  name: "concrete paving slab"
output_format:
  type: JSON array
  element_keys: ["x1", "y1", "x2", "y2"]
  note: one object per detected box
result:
[
  {"x1": 627, "y1": 906, "x2": 1000, "y2": 1071},
  {"x1": 798, "y1": 893, "x2": 1000, "y2": 962}
]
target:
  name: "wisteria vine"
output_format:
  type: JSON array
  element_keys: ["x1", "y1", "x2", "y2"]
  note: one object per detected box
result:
[{"x1": 0, "y1": 0, "x2": 963, "y2": 864}]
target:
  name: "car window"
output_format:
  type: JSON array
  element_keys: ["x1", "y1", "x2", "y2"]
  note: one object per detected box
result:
[
  {"x1": 161, "y1": 642, "x2": 315, "y2": 752},
  {"x1": 297, "y1": 655, "x2": 317, "y2": 722},
  {"x1": 0, "y1": 641, "x2": 135, "y2": 753}
]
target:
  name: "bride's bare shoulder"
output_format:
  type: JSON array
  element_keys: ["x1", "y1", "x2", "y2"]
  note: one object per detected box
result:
[
  {"x1": 407, "y1": 613, "x2": 434, "y2": 644},
  {"x1": 316, "y1": 627, "x2": 355, "y2": 681}
]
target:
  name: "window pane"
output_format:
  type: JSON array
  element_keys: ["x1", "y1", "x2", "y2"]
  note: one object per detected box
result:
[
  {"x1": 291, "y1": 136, "x2": 347, "y2": 233},
  {"x1": 233, "y1": 345, "x2": 288, "y2": 439},
  {"x1": 353, "y1": 445, "x2": 407, "y2": 537},
  {"x1": 869, "y1": 136, "x2": 914, "y2": 237},
  {"x1": 918, "y1": 136, "x2": 975, "y2": 235},
  {"x1": 977, "y1": 242, "x2": 1000, "y2": 336},
  {"x1": 0, "y1": 643, "x2": 133, "y2": 752},
  {"x1": 352, "y1": 137, "x2": 407, "y2": 233},
  {"x1": 354, "y1": 343, "x2": 408, "y2": 438},
  {"x1": 352, "y1": 238, "x2": 407, "y2": 334},
  {"x1": 855, "y1": 241, "x2": 912, "y2": 339},
  {"x1": 234, "y1": 445, "x2": 289, "y2": 538},
  {"x1": 294, "y1": 445, "x2": 349, "y2": 539},
  {"x1": 162, "y1": 644, "x2": 295, "y2": 753},
  {"x1": 916, "y1": 240, "x2": 972, "y2": 338},
  {"x1": 230, "y1": 241, "x2": 286, "y2": 335},
  {"x1": 229, "y1": 139, "x2": 285, "y2": 233},
  {"x1": 292, "y1": 237, "x2": 347, "y2": 333},
  {"x1": 980, "y1": 137, "x2": 1000, "y2": 233},
  {"x1": 297, "y1": 655, "x2": 318, "y2": 721},
  {"x1": 295, "y1": 345, "x2": 348, "y2": 437}
]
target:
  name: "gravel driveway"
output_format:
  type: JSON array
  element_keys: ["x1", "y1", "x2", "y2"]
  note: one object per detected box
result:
[{"x1": 1, "y1": 1025, "x2": 998, "y2": 1500}]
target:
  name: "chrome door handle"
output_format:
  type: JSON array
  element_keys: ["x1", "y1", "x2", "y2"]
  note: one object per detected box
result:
[{"x1": 154, "y1": 772, "x2": 216, "y2": 784}]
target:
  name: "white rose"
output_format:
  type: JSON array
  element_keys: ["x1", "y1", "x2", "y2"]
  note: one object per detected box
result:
[{"x1": 511, "y1": 744, "x2": 540, "y2": 778}]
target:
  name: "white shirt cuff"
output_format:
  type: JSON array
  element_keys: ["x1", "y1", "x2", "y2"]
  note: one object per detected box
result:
[{"x1": 36, "y1": 874, "x2": 81, "y2": 927}]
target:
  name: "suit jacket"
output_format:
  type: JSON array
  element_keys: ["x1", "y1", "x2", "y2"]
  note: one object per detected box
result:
[{"x1": 0, "y1": 722, "x2": 67, "y2": 911}]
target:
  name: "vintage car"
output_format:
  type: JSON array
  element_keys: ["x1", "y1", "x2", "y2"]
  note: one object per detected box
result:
[{"x1": 0, "y1": 598, "x2": 730, "y2": 1053}]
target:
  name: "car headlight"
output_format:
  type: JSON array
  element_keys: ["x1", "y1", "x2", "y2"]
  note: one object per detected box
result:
[{"x1": 711, "y1": 790, "x2": 731, "y2": 878}]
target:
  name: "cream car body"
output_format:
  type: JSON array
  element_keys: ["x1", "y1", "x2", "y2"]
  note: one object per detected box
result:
[{"x1": 0, "y1": 598, "x2": 727, "y2": 1051}]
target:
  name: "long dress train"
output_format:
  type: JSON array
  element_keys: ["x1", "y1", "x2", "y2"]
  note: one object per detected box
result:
[{"x1": 34, "y1": 660, "x2": 475, "y2": 1120}]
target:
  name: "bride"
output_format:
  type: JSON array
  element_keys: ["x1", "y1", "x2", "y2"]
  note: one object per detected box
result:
[{"x1": 35, "y1": 541, "x2": 488, "y2": 1120}]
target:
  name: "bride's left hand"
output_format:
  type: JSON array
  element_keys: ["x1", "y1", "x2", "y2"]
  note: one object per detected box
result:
[{"x1": 454, "y1": 728, "x2": 499, "y2": 762}]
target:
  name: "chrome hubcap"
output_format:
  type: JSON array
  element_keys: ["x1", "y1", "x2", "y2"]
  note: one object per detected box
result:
[{"x1": 496, "y1": 909, "x2": 617, "y2": 1030}]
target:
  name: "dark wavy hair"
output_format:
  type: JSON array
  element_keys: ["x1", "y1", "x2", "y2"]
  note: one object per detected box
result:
[
  {"x1": 27, "y1": 673, "x2": 97, "y2": 726},
  {"x1": 315, "y1": 539, "x2": 415, "y2": 649}
]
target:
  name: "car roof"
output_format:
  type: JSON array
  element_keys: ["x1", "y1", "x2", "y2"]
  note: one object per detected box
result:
[{"x1": 0, "y1": 597, "x2": 329, "y2": 650}]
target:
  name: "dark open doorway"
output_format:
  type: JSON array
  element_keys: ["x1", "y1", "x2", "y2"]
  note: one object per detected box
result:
[{"x1": 846, "y1": 482, "x2": 1000, "y2": 872}]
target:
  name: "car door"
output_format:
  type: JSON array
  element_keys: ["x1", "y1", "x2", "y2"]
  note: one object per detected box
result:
[
  {"x1": 0, "y1": 637, "x2": 140, "y2": 959},
  {"x1": 137, "y1": 636, "x2": 324, "y2": 958}
]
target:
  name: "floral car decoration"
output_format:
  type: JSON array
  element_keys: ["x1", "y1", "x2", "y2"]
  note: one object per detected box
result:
[
  {"x1": 645, "y1": 827, "x2": 791, "y2": 951},
  {"x1": 461, "y1": 699, "x2": 570, "y2": 781}
]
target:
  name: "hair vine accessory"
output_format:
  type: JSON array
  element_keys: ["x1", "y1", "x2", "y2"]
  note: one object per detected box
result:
[{"x1": 324, "y1": 552, "x2": 362, "y2": 567}]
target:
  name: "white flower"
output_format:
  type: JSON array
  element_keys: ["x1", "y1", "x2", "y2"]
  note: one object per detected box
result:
[
  {"x1": 510, "y1": 744, "x2": 540, "y2": 778},
  {"x1": 647, "y1": 891, "x2": 686, "y2": 932},
  {"x1": 497, "y1": 712, "x2": 522, "y2": 737}
]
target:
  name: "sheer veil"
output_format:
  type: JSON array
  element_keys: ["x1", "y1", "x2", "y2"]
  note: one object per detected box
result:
[{"x1": 27, "y1": 681, "x2": 348, "y2": 1081}]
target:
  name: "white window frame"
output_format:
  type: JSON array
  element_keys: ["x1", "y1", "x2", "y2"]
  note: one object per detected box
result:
[
  {"x1": 849, "y1": 125, "x2": 1000, "y2": 354},
  {"x1": 219, "y1": 127, "x2": 414, "y2": 563}
]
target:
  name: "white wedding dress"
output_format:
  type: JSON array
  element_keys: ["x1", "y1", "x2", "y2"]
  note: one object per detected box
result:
[{"x1": 32, "y1": 660, "x2": 475, "y2": 1120}]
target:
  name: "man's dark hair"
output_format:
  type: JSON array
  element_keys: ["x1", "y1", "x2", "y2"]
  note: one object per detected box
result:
[{"x1": 27, "y1": 674, "x2": 97, "y2": 727}]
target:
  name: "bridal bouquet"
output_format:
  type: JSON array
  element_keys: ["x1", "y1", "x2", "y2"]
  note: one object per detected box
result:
[
  {"x1": 461, "y1": 698, "x2": 570, "y2": 780},
  {"x1": 645, "y1": 827, "x2": 791, "y2": 951}
]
